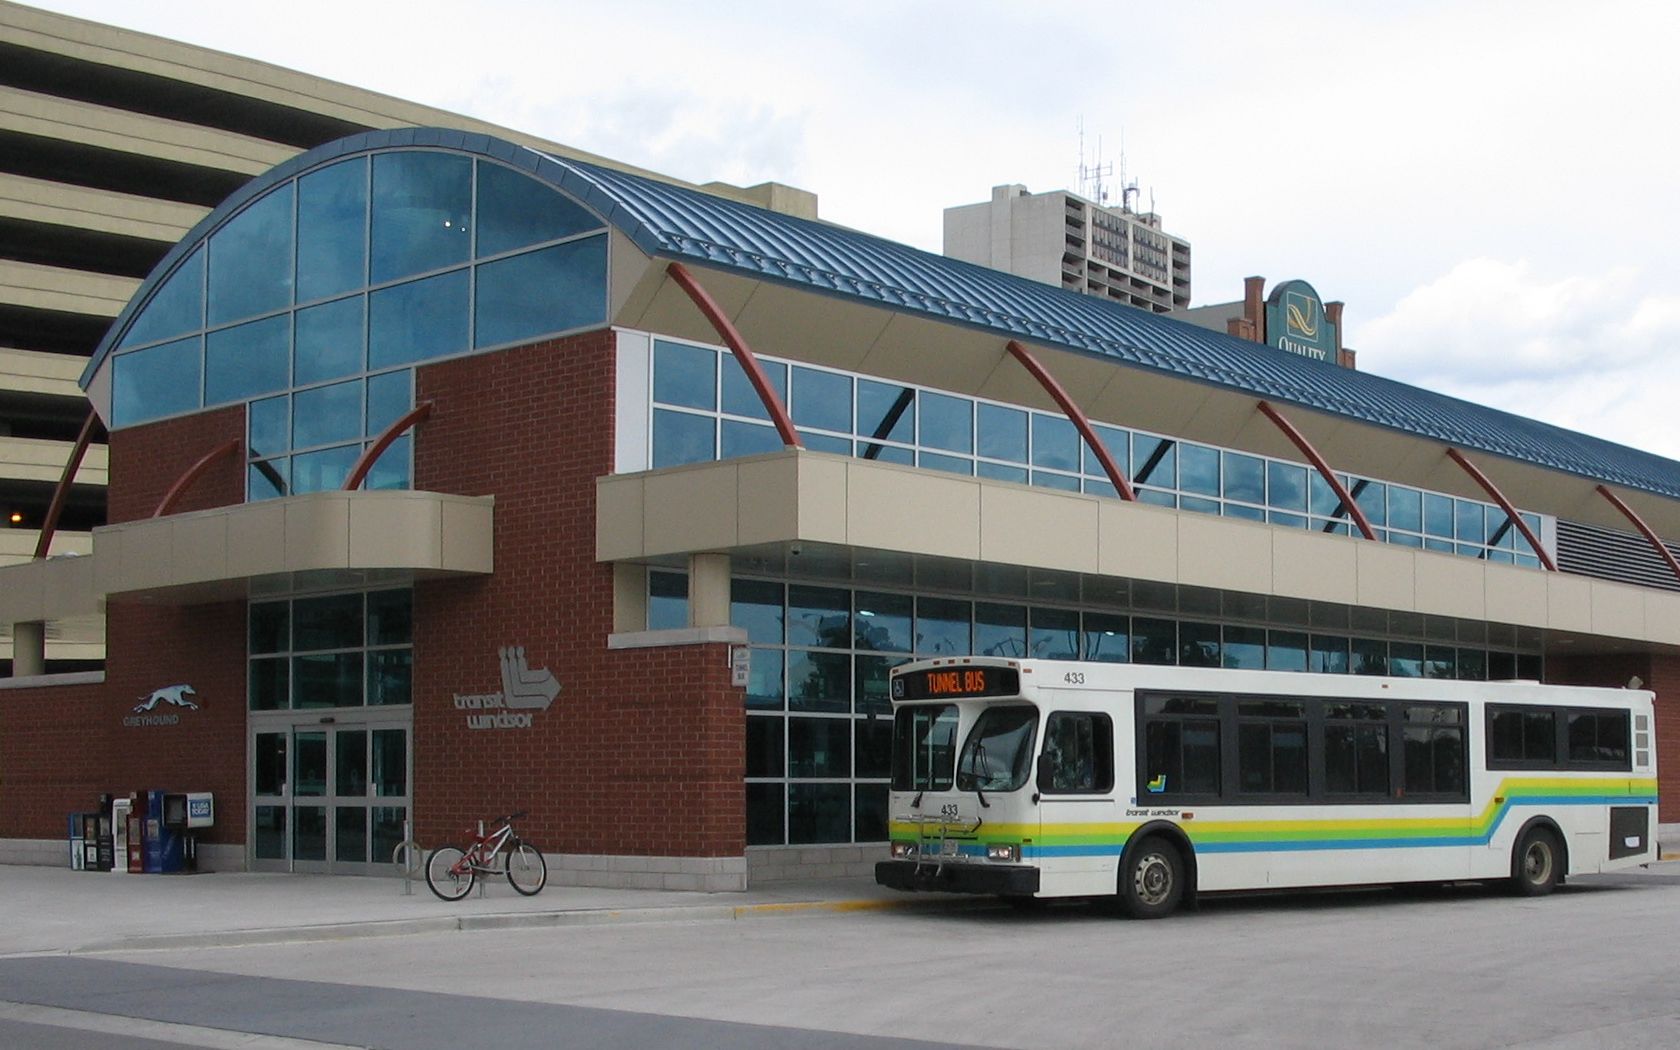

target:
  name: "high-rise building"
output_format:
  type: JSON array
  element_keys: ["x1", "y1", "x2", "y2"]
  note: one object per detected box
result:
[
  {"x1": 0, "y1": 0, "x2": 813, "y2": 671},
  {"x1": 943, "y1": 184, "x2": 1190, "y2": 313}
]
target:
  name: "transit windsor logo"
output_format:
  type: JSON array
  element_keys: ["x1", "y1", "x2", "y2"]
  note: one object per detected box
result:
[{"x1": 453, "y1": 647, "x2": 561, "y2": 730}]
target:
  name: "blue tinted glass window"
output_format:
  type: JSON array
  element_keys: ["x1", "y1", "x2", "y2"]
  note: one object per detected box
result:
[
  {"x1": 120, "y1": 248, "x2": 204, "y2": 349},
  {"x1": 722, "y1": 355, "x2": 786, "y2": 420},
  {"x1": 473, "y1": 236, "x2": 607, "y2": 348},
  {"x1": 294, "y1": 380, "x2": 362, "y2": 450},
  {"x1": 297, "y1": 159, "x2": 368, "y2": 303},
  {"x1": 294, "y1": 296, "x2": 365, "y2": 385},
  {"x1": 857, "y1": 380, "x2": 914, "y2": 444},
  {"x1": 1179, "y1": 443, "x2": 1219, "y2": 497},
  {"x1": 920, "y1": 451, "x2": 972, "y2": 476},
  {"x1": 1222, "y1": 626, "x2": 1265, "y2": 669},
  {"x1": 792, "y1": 367, "x2": 851, "y2": 432},
  {"x1": 654, "y1": 341, "x2": 716, "y2": 410},
  {"x1": 249, "y1": 396, "x2": 289, "y2": 458},
  {"x1": 1224, "y1": 452, "x2": 1265, "y2": 504},
  {"x1": 722, "y1": 420, "x2": 781, "y2": 458},
  {"x1": 249, "y1": 459, "x2": 288, "y2": 500},
  {"x1": 365, "y1": 370, "x2": 412, "y2": 436},
  {"x1": 207, "y1": 183, "x2": 295, "y2": 326},
  {"x1": 1083, "y1": 612, "x2": 1129, "y2": 663},
  {"x1": 1032, "y1": 471, "x2": 1081, "y2": 492},
  {"x1": 113, "y1": 336, "x2": 201, "y2": 426},
  {"x1": 1267, "y1": 631, "x2": 1308, "y2": 671},
  {"x1": 1132, "y1": 435, "x2": 1175, "y2": 487},
  {"x1": 1354, "y1": 480, "x2": 1387, "y2": 526},
  {"x1": 205, "y1": 315, "x2": 289, "y2": 405},
  {"x1": 652, "y1": 409, "x2": 715, "y2": 467},
  {"x1": 368, "y1": 270, "x2": 469, "y2": 369},
  {"x1": 1424, "y1": 492, "x2": 1454, "y2": 538},
  {"x1": 1030, "y1": 414, "x2": 1078, "y2": 471},
  {"x1": 920, "y1": 392, "x2": 972, "y2": 453},
  {"x1": 802, "y1": 431, "x2": 850, "y2": 454},
  {"x1": 292, "y1": 444, "x2": 360, "y2": 494},
  {"x1": 854, "y1": 592, "x2": 912, "y2": 652},
  {"x1": 1084, "y1": 423, "x2": 1128, "y2": 477},
  {"x1": 977, "y1": 403, "x2": 1027, "y2": 462},
  {"x1": 475, "y1": 161, "x2": 602, "y2": 257},
  {"x1": 362, "y1": 434, "x2": 410, "y2": 491},
  {"x1": 1309, "y1": 471, "x2": 1344, "y2": 517},
  {"x1": 1389, "y1": 486, "x2": 1422, "y2": 532},
  {"x1": 731, "y1": 579, "x2": 784, "y2": 644},
  {"x1": 974, "y1": 603, "x2": 1026, "y2": 658},
  {"x1": 1030, "y1": 608, "x2": 1080, "y2": 660},
  {"x1": 370, "y1": 152, "x2": 471, "y2": 283},
  {"x1": 977, "y1": 461, "x2": 1028, "y2": 484},
  {"x1": 915, "y1": 597, "x2": 970, "y2": 656},
  {"x1": 1455, "y1": 500, "x2": 1487, "y2": 544},
  {"x1": 1268, "y1": 462, "x2": 1307, "y2": 512}
]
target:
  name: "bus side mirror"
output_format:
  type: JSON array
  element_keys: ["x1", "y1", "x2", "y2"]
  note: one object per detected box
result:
[{"x1": 1036, "y1": 757, "x2": 1054, "y2": 793}]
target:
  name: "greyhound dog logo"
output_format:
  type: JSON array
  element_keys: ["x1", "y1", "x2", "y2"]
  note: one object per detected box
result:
[
  {"x1": 498, "y1": 647, "x2": 560, "y2": 711},
  {"x1": 134, "y1": 684, "x2": 198, "y2": 713}
]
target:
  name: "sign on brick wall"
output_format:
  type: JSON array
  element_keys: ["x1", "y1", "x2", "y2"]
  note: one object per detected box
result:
[
  {"x1": 123, "y1": 684, "x2": 200, "y2": 727},
  {"x1": 454, "y1": 647, "x2": 561, "y2": 730}
]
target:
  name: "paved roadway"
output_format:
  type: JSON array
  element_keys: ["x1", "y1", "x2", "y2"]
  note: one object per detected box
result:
[{"x1": 4, "y1": 869, "x2": 1680, "y2": 1048}]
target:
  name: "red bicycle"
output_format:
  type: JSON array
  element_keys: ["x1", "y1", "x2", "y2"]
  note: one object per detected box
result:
[{"x1": 424, "y1": 811, "x2": 547, "y2": 901}]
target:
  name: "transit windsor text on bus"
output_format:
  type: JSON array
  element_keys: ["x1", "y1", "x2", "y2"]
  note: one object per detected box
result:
[{"x1": 876, "y1": 657, "x2": 1657, "y2": 917}]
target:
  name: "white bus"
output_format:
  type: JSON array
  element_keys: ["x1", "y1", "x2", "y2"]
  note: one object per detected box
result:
[{"x1": 875, "y1": 657, "x2": 1658, "y2": 917}]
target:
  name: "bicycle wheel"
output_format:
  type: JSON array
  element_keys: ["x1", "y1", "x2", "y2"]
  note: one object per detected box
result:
[
  {"x1": 425, "y1": 845, "x2": 474, "y2": 901},
  {"x1": 505, "y1": 840, "x2": 547, "y2": 896}
]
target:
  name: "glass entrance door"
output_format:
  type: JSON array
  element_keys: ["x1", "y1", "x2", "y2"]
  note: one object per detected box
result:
[{"x1": 250, "y1": 719, "x2": 410, "y2": 874}]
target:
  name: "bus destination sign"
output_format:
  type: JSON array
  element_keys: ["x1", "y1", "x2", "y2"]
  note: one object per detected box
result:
[{"x1": 892, "y1": 666, "x2": 1020, "y2": 702}]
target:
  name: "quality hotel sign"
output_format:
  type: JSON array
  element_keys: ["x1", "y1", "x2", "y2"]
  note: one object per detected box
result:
[{"x1": 1265, "y1": 279, "x2": 1338, "y2": 363}]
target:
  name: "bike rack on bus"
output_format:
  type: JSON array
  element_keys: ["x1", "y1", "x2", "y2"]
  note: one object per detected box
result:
[{"x1": 903, "y1": 814, "x2": 983, "y2": 877}]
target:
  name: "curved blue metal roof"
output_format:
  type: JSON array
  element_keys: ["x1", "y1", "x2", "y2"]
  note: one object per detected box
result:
[{"x1": 86, "y1": 128, "x2": 1680, "y2": 502}]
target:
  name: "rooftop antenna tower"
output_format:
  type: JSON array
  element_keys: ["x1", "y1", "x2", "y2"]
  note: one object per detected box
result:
[
  {"x1": 1118, "y1": 130, "x2": 1141, "y2": 214},
  {"x1": 1077, "y1": 117, "x2": 1112, "y2": 205}
]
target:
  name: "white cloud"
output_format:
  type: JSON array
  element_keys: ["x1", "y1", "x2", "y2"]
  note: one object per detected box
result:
[{"x1": 1353, "y1": 259, "x2": 1680, "y2": 459}]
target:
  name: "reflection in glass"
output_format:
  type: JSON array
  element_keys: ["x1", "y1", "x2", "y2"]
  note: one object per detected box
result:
[
  {"x1": 208, "y1": 183, "x2": 294, "y2": 326},
  {"x1": 789, "y1": 718, "x2": 850, "y2": 777},
  {"x1": 653, "y1": 340, "x2": 716, "y2": 409},
  {"x1": 249, "y1": 657, "x2": 288, "y2": 711},
  {"x1": 293, "y1": 806, "x2": 327, "y2": 861},
  {"x1": 293, "y1": 379, "x2": 362, "y2": 450},
  {"x1": 297, "y1": 158, "x2": 368, "y2": 303},
  {"x1": 857, "y1": 380, "x2": 915, "y2": 446},
  {"x1": 788, "y1": 651, "x2": 850, "y2": 712},
  {"x1": 474, "y1": 237, "x2": 607, "y2": 348},
  {"x1": 373, "y1": 729, "x2": 406, "y2": 796},
  {"x1": 788, "y1": 586, "x2": 850, "y2": 648},
  {"x1": 919, "y1": 392, "x2": 972, "y2": 453},
  {"x1": 294, "y1": 296, "x2": 365, "y2": 385},
  {"x1": 291, "y1": 445, "x2": 360, "y2": 494},
  {"x1": 254, "y1": 733, "x2": 287, "y2": 795},
  {"x1": 368, "y1": 650, "x2": 412, "y2": 705},
  {"x1": 294, "y1": 732, "x2": 327, "y2": 796},
  {"x1": 974, "y1": 602, "x2": 1027, "y2": 658},
  {"x1": 747, "y1": 716, "x2": 783, "y2": 777},
  {"x1": 370, "y1": 152, "x2": 471, "y2": 283},
  {"x1": 647, "y1": 571, "x2": 688, "y2": 631},
  {"x1": 722, "y1": 355, "x2": 785, "y2": 420},
  {"x1": 854, "y1": 592, "x2": 912, "y2": 652},
  {"x1": 977, "y1": 403, "x2": 1027, "y2": 462},
  {"x1": 336, "y1": 730, "x2": 368, "y2": 796},
  {"x1": 792, "y1": 366, "x2": 851, "y2": 432},
  {"x1": 914, "y1": 597, "x2": 970, "y2": 655},
  {"x1": 788, "y1": 783, "x2": 849, "y2": 844},
  {"x1": 336, "y1": 807, "x2": 367, "y2": 863},
  {"x1": 368, "y1": 270, "x2": 470, "y2": 368},
  {"x1": 730, "y1": 579, "x2": 784, "y2": 644},
  {"x1": 293, "y1": 652, "x2": 363, "y2": 708},
  {"x1": 1030, "y1": 607, "x2": 1080, "y2": 660},
  {"x1": 1030, "y1": 414, "x2": 1078, "y2": 471},
  {"x1": 120, "y1": 247, "x2": 204, "y2": 349},
  {"x1": 745, "y1": 648, "x2": 784, "y2": 711},
  {"x1": 652, "y1": 410, "x2": 714, "y2": 468},
  {"x1": 205, "y1": 315, "x2": 289, "y2": 405},
  {"x1": 249, "y1": 395, "x2": 289, "y2": 458},
  {"x1": 1083, "y1": 612, "x2": 1129, "y2": 663},
  {"x1": 475, "y1": 161, "x2": 602, "y2": 257},
  {"x1": 255, "y1": 806, "x2": 286, "y2": 860},
  {"x1": 113, "y1": 336, "x2": 201, "y2": 427}
]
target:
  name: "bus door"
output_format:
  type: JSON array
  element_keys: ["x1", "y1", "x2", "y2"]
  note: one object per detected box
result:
[{"x1": 1035, "y1": 706, "x2": 1120, "y2": 896}]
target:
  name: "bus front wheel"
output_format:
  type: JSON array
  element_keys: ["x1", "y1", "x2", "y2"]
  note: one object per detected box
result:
[
  {"x1": 1120, "y1": 837, "x2": 1183, "y2": 919},
  {"x1": 1511, "y1": 827, "x2": 1562, "y2": 896}
]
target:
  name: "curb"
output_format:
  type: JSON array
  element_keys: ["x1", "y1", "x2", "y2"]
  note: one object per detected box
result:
[{"x1": 71, "y1": 895, "x2": 969, "y2": 954}]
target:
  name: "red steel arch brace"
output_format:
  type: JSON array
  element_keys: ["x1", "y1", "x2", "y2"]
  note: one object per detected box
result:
[
  {"x1": 33, "y1": 410, "x2": 103, "y2": 559},
  {"x1": 343, "y1": 401, "x2": 435, "y2": 491},
  {"x1": 1444, "y1": 448, "x2": 1557, "y2": 571},
  {"x1": 1005, "y1": 340, "x2": 1135, "y2": 501},
  {"x1": 1594, "y1": 484, "x2": 1680, "y2": 586},
  {"x1": 152, "y1": 438, "x2": 242, "y2": 518},
  {"x1": 1255, "y1": 401, "x2": 1377, "y2": 541},
  {"x1": 665, "y1": 262, "x2": 802, "y2": 449}
]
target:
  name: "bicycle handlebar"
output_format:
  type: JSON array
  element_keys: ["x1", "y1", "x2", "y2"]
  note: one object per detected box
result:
[{"x1": 484, "y1": 810, "x2": 527, "y2": 826}]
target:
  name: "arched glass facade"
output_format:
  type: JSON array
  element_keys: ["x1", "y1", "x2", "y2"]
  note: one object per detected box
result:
[{"x1": 108, "y1": 149, "x2": 609, "y2": 495}]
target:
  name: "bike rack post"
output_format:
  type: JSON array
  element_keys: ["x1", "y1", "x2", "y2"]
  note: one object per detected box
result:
[
  {"x1": 392, "y1": 819, "x2": 422, "y2": 896},
  {"x1": 475, "y1": 819, "x2": 487, "y2": 899}
]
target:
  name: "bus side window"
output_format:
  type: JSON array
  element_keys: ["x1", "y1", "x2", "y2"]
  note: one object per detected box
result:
[{"x1": 1043, "y1": 712, "x2": 1113, "y2": 793}]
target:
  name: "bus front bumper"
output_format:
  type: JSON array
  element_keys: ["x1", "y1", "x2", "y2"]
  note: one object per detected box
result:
[{"x1": 875, "y1": 860, "x2": 1041, "y2": 896}]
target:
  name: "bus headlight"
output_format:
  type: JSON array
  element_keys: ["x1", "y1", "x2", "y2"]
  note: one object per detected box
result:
[
  {"x1": 891, "y1": 841, "x2": 917, "y2": 859},
  {"x1": 986, "y1": 843, "x2": 1020, "y2": 862}
]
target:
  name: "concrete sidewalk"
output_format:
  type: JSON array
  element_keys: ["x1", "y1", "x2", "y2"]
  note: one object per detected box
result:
[{"x1": 0, "y1": 863, "x2": 954, "y2": 957}]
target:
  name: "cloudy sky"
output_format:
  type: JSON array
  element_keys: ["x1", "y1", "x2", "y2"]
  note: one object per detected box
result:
[{"x1": 31, "y1": 0, "x2": 1680, "y2": 459}]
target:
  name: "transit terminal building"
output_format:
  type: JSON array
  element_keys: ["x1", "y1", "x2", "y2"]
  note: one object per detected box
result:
[{"x1": 1, "y1": 4, "x2": 1677, "y2": 884}]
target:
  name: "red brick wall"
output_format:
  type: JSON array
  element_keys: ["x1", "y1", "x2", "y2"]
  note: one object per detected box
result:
[
  {"x1": 0, "y1": 601, "x2": 248, "y2": 844},
  {"x1": 106, "y1": 405, "x2": 245, "y2": 524},
  {"x1": 1548, "y1": 652, "x2": 1676, "y2": 822},
  {"x1": 3, "y1": 407, "x2": 251, "y2": 843},
  {"x1": 413, "y1": 331, "x2": 745, "y2": 857}
]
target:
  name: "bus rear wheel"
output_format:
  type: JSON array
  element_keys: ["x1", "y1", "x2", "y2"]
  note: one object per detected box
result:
[
  {"x1": 1511, "y1": 827, "x2": 1561, "y2": 896},
  {"x1": 1120, "y1": 837, "x2": 1183, "y2": 919}
]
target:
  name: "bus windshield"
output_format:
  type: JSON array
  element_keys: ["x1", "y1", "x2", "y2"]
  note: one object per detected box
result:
[
  {"x1": 892, "y1": 704, "x2": 959, "y2": 791},
  {"x1": 957, "y1": 705, "x2": 1038, "y2": 792}
]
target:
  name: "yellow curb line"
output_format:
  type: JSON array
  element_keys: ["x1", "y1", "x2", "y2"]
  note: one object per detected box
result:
[{"x1": 730, "y1": 897, "x2": 954, "y2": 918}]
